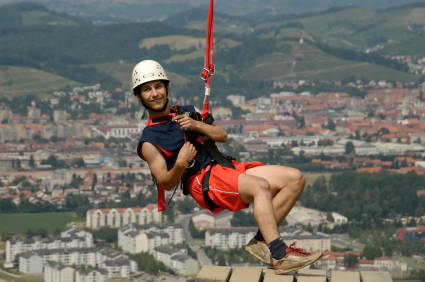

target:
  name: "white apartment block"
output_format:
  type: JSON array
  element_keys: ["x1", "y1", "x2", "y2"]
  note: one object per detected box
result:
[
  {"x1": 86, "y1": 204, "x2": 163, "y2": 229},
  {"x1": 76, "y1": 268, "x2": 109, "y2": 282},
  {"x1": 205, "y1": 227, "x2": 331, "y2": 253},
  {"x1": 100, "y1": 259, "x2": 137, "y2": 279},
  {"x1": 205, "y1": 227, "x2": 257, "y2": 250},
  {"x1": 44, "y1": 261, "x2": 75, "y2": 282},
  {"x1": 19, "y1": 252, "x2": 43, "y2": 274},
  {"x1": 118, "y1": 223, "x2": 184, "y2": 254},
  {"x1": 4, "y1": 228, "x2": 93, "y2": 268},
  {"x1": 170, "y1": 254, "x2": 199, "y2": 276},
  {"x1": 20, "y1": 248, "x2": 97, "y2": 273},
  {"x1": 152, "y1": 244, "x2": 199, "y2": 275},
  {"x1": 21, "y1": 247, "x2": 137, "y2": 279},
  {"x1": 92, "y1": 124, "x2": 140, "y2": 139}
]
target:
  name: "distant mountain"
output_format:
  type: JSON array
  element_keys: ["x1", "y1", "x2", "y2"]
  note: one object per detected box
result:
[
  {"x1": 0, "y1": 2, "x2": 89, "y2": 26},
  {"x1": 1, "y1": 0, "x2": 425, "y2": 23},
  {"x1": 0, "y1": 2, "x2": 421, "y2": 98}
]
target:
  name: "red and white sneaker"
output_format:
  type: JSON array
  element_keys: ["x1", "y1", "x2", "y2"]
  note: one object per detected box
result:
[{"x1": 273, "y1": 243, "x2": 322, "y2": 274}]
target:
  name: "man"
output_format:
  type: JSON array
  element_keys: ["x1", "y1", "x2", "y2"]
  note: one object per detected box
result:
[{"x1": 132, "y1": 60, "x2": 322, "y2": 274}]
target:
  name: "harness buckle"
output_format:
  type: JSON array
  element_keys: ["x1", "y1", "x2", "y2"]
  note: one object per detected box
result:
[
  {"x1": 200, "y1": 65, "x2": 215, "y2": 81},
  {"x1": 186, "y1": 160, "x2": 195, "y2": 168}
]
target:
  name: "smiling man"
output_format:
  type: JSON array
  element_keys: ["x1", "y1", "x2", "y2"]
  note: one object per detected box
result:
[{"x1": 131, "y1": 59, "x2": 322, "y2": 274}]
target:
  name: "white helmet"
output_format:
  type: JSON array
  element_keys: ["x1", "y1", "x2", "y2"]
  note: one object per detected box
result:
[{"x1": 131, "y1": 60, "x2": 169, "y2": 95}]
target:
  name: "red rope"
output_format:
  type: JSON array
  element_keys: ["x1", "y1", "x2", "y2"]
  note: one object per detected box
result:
[{"x1": 201, "y1": 0, "x2": 214, "y2": 119}]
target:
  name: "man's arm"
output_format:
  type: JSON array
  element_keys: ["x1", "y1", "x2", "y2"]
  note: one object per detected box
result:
[
  {"x1": 172, "y1": 113, "x2": 228, "y2": 142},
  {"x1": 142, "y1": 141, "x2": 197, "y2": 191}
]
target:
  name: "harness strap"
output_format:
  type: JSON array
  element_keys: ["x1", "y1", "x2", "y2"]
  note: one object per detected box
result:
[
  {"x1": 202, "y1": 166, "x2": 221, "y2": 211},
  {"x1": 200, "y1": 0, "x2": 215, "y2": 119}
]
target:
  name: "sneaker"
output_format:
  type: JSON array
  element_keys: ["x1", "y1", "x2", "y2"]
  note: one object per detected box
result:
[
  {"x1": 273, "y1": 243, "x2": 322, "y2": 274},
  {"x1": 245, "y1": 238, "x2": 272, "y2": 265}
]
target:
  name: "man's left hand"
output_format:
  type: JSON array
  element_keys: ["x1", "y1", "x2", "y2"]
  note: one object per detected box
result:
[{"x1": 173, "y1": 114, "x2": 198, "y2": 130}]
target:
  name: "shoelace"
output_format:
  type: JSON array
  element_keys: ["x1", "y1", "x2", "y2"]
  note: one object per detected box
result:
[{"x1": 286, "y1": 242, "x2": 311, "y2": 257}]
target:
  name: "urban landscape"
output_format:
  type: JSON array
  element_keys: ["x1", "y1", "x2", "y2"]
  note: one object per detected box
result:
[{"x1": 1, "y1": 0, "x2": 425, "y2": 281}]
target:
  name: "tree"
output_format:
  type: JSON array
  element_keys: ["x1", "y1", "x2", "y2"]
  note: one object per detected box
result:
[
  {"x1": 1, "y1": 229, "x2": 14, "y2": 241},
  {"x1": 345, "y1": 141, "x2": 355, "y2": 154},
  {"x1": 344, "y1": 254, "x2": 359, "y2": 268},
  {"x1": 176, "y1": 197, "x2": 196, "y2": 214},
  {"x1": 189, "y1": 218, "x2": 205, "y2": 239},
  {"x1": 327, "y1": 212, "x2": 334, "y2": 222},
  {"x1": 29, "y1": 155, "x2": 35, "y2": 168},
  {"x1": 231, "y1": 210, "x2": 256, "y2": 226},
  {"x1": 326, "y1": 119, "x2": 336, "y2": 131},
  {"x1": 92, "y1": 227, "x2": 118, "y2": 244},
  {"x1": 91, "y1": 173, "x2": 97, "y2": 190},
  {"x1": 362, "y1": 245, "x2": 382, "y2": 259}
]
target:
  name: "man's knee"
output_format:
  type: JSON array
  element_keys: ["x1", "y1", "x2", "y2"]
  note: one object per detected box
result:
[
  {"x1": 254, "y1": 177, "x2": 272, "y2": 198},
  {"x1": 291, "y1": 168, "x2": 305, "y2": 193}
]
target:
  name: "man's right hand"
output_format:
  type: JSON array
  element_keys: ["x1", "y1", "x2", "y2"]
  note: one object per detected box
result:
[{"x1": 176, "y1": 142, "x2": 197, "y2": 167}]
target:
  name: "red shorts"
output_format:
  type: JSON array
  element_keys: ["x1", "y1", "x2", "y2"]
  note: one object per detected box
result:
[{"x1": 188, "y1": 160, "x2": 264, "y2": 214}]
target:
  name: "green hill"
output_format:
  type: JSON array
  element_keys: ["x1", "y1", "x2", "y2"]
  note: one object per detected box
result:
[
  {"x1": 0, "y1": 66, "x2": 79, "y2": 97},
  {"x1": 241, "y1": 41, "x2": 415, "y2": 82}
]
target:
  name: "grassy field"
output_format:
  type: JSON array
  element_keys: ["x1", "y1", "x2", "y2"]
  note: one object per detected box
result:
[
  {"x1": 0, "y1": 212, "x2": 85, "y2": 234},
  {"x1": 92, "y1": 61, "x2": 190, "y2": 88},
  {"x1": 304, "y1": 172, "x2": 333, "y2": 186},
  {"x1": 244, "y1": 41, "x2": 418, "y2": 82},
  {"x1": 0, "y1": 66, "x2": 79, "y2": 97},
  {"x1": 0, "y1": 272, "x2": 43, "y2": 282}
]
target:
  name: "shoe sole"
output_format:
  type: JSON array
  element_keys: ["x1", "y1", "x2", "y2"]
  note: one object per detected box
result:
[
  {"x1": 274, "y1": 253, "x2": 323, "y2": 275},
  {"x1": 245, "y1": 244, "x2": 272, "y2": 266}
]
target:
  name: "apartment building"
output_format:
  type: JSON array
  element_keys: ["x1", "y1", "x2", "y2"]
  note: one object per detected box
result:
[
  {"x1": 86, "y1": 204, "x2": 163, "y2": 229},
  {"x1": 118, "y1": 223, "x2": 184, "y2": 254},
  {"x1": 44, "y1": 261, "x2": 75, "y2": 282},
  {"x1": 20, "y1": 247, "x2": 137, "y2": 278},
  {"x1": 152, "y1": 244, "x2": 199, "y2": 276},
  {"x1": 205, "y1": 227, "x2": 257, "y2": 250},
  {"x1": 206, "y1": 227, "x2": 331, "y2": 253},
  {"x1": 4, "y1": 228, "x2": 93, "y2": 268},
  {"x1": 75, "y1": 268, "x2": 108, "y2": 282}
]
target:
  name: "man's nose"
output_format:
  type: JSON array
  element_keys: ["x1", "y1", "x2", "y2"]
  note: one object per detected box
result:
[{"x1": 151, "y1": 88, "x2": 160, "y2": 97}]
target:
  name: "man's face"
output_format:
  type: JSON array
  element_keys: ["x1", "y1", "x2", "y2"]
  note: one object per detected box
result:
[{"x1": 139, "y1": 80, "x2": 168, "y2": 111}]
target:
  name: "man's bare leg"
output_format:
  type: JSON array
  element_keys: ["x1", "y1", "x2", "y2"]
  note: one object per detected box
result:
[
  {"x1": 238, "y1": 173, "x2": 280, "y2": 243},
  {"x1": 240, "y1": 165, "x2": 322, "y2": 273},
  {"x1": 246, "y1": 165, "x2": 305, "y2": 225}
]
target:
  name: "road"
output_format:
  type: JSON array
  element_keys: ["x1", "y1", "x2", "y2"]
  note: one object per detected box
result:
[
  {"x1": 331, "y1": 234, "x2": 363, "y2": 252},
  {"x1": 0, "y1": 268, "x2": 22, "y2": 279},
  {"x1": 175, "y1": 211, "x2": 212, "y2": 266}
]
